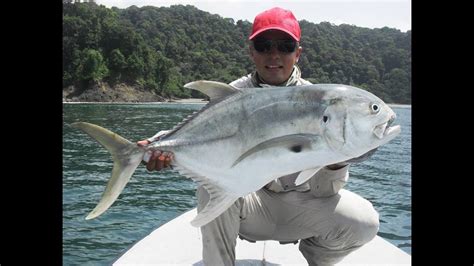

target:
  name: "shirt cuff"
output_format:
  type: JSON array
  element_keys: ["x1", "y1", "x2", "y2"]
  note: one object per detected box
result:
[{"x1": 146, "y1": 130, "x2": 171, "y2": 143}]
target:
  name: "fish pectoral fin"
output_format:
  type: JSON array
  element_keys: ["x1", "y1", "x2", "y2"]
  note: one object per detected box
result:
[
  {"x1": 232, "y1": 134, "x2": 320, "y2": 167},
  {"x1": 294, "y1": 167, "x2": 322, "y2": 186},
  {"x1": 184, "y1": 80, "x2": 240, "y2": 101}
]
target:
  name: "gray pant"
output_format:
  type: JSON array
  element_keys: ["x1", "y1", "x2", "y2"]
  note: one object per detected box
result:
[{"x1": 197, "y1": 167, "x2": 379, "y2": 266}]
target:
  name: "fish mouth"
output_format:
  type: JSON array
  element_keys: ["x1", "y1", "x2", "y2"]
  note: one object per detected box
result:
[{"x1": 373, "y1": 115, "x2": 401, "y2": 139}]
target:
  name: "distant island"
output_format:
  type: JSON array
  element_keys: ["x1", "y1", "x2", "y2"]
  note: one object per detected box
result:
[{"x1": 63, "y1": 3, "x2": 411, "y2": 104}]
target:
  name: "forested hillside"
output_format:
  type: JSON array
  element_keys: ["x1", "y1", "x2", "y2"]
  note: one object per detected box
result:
[{"x1": 63, "y1": 3, "x2": 411, "y2": 103}]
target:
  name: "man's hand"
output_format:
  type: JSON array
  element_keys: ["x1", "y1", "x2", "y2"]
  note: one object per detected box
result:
[
  {"x1": 142, "y1": 149, "x2": 174, "y2": 171},
  {"x1": 136, "y1": 130, "x2": 174, "y2": 171},
  {"x1": 326, "y1": 148, "x2": 378, "y2": 170}
]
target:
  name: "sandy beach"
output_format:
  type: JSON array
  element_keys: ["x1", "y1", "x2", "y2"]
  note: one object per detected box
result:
[{"x1": 168, "y1": 98, "x2": 209, "y2": 104}]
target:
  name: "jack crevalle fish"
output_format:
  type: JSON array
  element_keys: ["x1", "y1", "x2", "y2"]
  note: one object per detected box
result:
[{"x1": 71, "y1": 80, "x2": 401, "y2": 227}]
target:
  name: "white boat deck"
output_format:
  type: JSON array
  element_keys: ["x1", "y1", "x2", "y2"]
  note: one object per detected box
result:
[{"x1": 114, "y1": 208, "x2": 411, "y2": 265}]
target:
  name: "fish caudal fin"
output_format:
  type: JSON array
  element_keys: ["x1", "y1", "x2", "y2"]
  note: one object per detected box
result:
[{"x1": 71, "y1": 122, "x2": 145, "y2": 220}]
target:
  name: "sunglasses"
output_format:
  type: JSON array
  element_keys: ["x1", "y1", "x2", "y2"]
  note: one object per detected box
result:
[{"x1": 253, "y1": 39, "x2": 298, "y2": 53}]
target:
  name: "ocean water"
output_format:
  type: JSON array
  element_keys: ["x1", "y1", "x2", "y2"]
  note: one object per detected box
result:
[{"x1": 62, "y1": 103, "x2": 411, "y2": 265}]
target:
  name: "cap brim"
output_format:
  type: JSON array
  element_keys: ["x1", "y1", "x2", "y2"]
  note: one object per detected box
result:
[{"x1": 249, "y1": 26, "x2": 299, "y2": 41}]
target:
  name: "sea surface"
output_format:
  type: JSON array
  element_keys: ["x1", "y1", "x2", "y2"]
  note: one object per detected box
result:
[{"x1": 63, "y1": 103, "x2": 411, "y2": 265}]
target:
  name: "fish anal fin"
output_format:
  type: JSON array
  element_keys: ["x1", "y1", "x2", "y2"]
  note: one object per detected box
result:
[
  {"x1": 191, "y1": 189, "x2": 238, "y2": 227},
  {"x1": 173, "y1": 166, "x2": 239, "y2": 227}
]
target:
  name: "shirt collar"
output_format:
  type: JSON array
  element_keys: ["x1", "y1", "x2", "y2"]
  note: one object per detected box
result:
[{"x1": 251, "y1": 65, "x2": 302, "y2": 88}]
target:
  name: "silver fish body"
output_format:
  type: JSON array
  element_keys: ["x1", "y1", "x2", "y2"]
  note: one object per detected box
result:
[{"x1": 72, "y1": 81, "x2": 401, "y2": 227}]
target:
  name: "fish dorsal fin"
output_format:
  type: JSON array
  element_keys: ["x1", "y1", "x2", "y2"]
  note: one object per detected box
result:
[
  {"x1": 184, "y1": 80, "x2": 240, "y2": 101},
  {"x1": 295, "y1": 167, "x2": 322, "y2": 186},
  {"x1": 161, "y1": 81, "x2": 240, "y2": 140},
  {"x1": 232, "y1": 134, "x2": 321, "y2": 167},
  {"x1": 174, "y1": 166, "x2": 238, "y2": 227}
]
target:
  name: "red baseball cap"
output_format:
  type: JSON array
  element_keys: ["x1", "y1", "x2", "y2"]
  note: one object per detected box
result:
[{"x1": 249, "y1": 7, "x2": 301, "y2": 41}]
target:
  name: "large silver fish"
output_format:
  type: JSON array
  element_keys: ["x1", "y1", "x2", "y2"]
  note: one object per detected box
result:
[{"x1": 71, "y1": 81, "x2": 401, "y2": 227}]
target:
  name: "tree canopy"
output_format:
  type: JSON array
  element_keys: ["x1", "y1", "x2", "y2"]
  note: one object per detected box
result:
[{"x1": 63, "y1": 3, "x2": 411, "y2": 103}]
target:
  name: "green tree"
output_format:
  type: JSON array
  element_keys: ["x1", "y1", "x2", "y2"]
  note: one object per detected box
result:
[
  {"x1": 383, "y1": 68, "x2": 410, "y2": 104},
  {"x1": 76, "y1": 48, "x2": 108, "y2": 82},
  {"x1": 62, "y1": 3, "x2": 411, "y2": 102},
  {"x1": 125, "y1": 52, "x2": 145, "y2": 81},
  {"x1": 107, "y1": 48, "x2": 126, "y2": 81}
]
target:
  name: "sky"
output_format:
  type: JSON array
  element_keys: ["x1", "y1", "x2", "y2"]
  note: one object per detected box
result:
[{"x1": 93, "y1": 0, "x2": 411, "y2": 32}]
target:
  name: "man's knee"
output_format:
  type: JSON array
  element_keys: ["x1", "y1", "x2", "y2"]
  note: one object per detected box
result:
[
  {"x1": 298, "y1": 193, "x2": 379, "y2": 265},
  {"x1": 347, "y1": 207, "x2": 379, "y2": 246},
  {"x1": 333, "y1": 190, "x2": 379, "y2": 246}
]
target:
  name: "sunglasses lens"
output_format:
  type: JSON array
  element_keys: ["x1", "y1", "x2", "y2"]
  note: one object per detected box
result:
[
  {"x1": 253, "y1": 39, "x2": 297, "y2": 53},
  {"x1": 253, "y1": 40, "x2": 272, "y2": 53},
  {"x1": 278, "y1": 40, "x2": 297, "y2": 53}
]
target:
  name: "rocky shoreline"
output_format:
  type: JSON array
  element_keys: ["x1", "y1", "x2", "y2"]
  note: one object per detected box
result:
[
  {"x1": 63, "y1": 82, "x2": 170, "y2": 103},
  {"x1": 63, "y1": 82, "x2": 409, "y2": 107},
  {"x1": 63, "y1": 98, "x2": 209, "y2": 104}
]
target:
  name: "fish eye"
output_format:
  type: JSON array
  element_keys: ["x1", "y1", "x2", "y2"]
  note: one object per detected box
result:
[{"x1": 370, "y1": 103, "x2": 380, "y2": 113}]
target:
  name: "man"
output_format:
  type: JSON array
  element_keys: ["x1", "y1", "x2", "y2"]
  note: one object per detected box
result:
[{"x1": 138, "y1": 7, "x2": 379, "y2": 266}]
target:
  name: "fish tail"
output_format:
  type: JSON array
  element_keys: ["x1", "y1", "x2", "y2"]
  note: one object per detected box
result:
[{"x1": 71, "y1": 122, "x2": 145, "y2": 220}]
